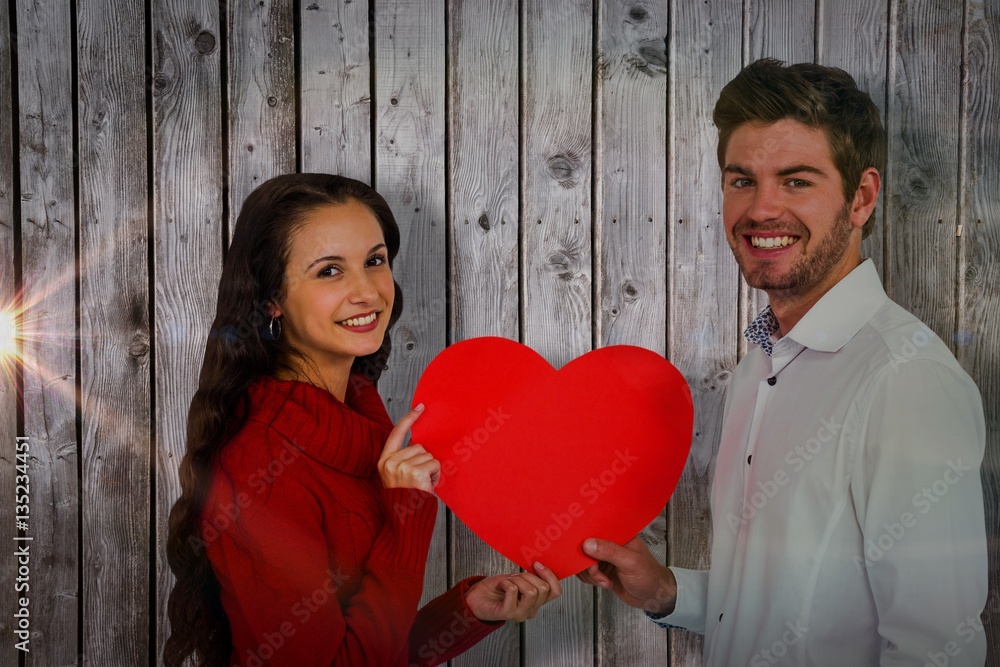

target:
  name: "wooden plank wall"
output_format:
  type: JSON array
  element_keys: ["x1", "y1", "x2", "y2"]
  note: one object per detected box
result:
[{"x1": 0, "y1": 1, "x2": 995, "y2": 665}]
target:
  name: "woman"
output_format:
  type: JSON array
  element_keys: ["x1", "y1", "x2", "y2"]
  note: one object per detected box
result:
[{"x1": 165, "y1": 174, "x2": 560, "y2": 666}]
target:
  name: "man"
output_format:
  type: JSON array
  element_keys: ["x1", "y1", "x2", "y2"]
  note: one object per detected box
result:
[{"x1": 579, "y1": 59, "x2": 987, "y2": 666}]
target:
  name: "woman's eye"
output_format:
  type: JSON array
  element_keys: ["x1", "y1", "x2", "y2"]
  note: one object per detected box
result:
[
  {"x1": 318, "y1": 265, "x2": 342, "y2": 278},
  {"x1": 367, "y1": 253, "x2": 387, "y2": 267}
]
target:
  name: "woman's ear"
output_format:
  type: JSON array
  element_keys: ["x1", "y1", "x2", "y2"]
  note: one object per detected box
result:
[{"x1": 265, "y1": 301, "x2": 282, "y2": 319}]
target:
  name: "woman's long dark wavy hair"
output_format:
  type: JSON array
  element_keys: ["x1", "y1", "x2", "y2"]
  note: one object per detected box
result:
[{"x1": 164, "y1": 174, "x2": 403, "y2": 666}]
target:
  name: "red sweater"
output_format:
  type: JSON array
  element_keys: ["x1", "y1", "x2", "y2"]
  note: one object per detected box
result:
[{"x1": 201, "y1": 375, "x2": 500, "y2": 666}]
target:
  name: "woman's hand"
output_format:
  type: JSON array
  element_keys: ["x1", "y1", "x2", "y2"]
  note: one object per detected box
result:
[
  {"x1": 378, "y1": 404, "x2": 440, "y2": 494},
  {"x1": 465, "y1": 562, "x2": 563, "y2": 622}
]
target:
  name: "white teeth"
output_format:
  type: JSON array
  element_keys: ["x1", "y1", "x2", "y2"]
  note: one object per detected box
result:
[
  {"x1": 750, "y1": 235, "x2": 798, "y2": 249},
  {"x1": 342, "y1": 313, "x2": 377, "y2": 327}
]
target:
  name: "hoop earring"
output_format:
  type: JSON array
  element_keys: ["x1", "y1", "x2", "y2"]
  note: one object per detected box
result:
[{"x1": 268, "y1": 317, "x2": 282, "y2": 340}]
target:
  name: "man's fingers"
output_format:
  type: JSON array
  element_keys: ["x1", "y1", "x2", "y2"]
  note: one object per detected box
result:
[
  {"x1": 582, "y1": 537, "x2": 635, "y2": 568},
  {"x1": 576, "y1": 563, "x2": 611, "y2": 589},
  {"x1": 380, "y1": 404, "x2": 425, "y2": 457}
]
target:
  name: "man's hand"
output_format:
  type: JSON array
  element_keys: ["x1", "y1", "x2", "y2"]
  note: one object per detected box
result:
[{"x1": 576, "y1": 536, "x2": 677, "y2": 615}]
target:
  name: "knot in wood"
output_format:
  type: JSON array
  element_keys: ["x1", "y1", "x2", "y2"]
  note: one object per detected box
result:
[
  {"x1": 396, "y1": 327, "x2": 417, "y2": 353},
  {"x1": 628, "y1": 5, "x2": 648, "y2": 21},
  {"x1": 547, "y1": 249, "x2": 578, "y2": 282},
  {"x1": 621, "y1": 280, "x2": 639, "y2": 302},
  {"x1": 194, "y1": 30, "x2": 217, "y2": 55},
  {"x1": 546, "y1": 153, "x2": 580, "y2": 187},
  {"x1": 636, "y1": 39, "x2": 668, "y2": 76},
  {"x1": 904, "y1": 173, "x2": 930, "y2": 200},
  {"x1": 129, "y1": 331, "x2": 150, "y2": 358},
  {"x1": 477, "y1": 213, "x2": 490, "y2": 231}
]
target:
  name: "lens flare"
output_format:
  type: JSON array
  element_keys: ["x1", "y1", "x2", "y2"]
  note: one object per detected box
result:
[
  {"x1": 0, "y1": 308, "x2": 14, "y2": 357},
  {"x1": 0, "y1": 304, "x2": 21, "y2": 385}
]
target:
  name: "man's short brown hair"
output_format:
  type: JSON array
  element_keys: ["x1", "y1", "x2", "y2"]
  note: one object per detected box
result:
[{"x1": 713, "y1": 59, "x2": 887, "y2": 239}]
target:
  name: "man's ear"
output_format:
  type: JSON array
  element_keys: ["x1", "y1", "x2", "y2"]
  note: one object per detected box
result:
[{"x1": 850, "y1": 167, "x2": 881, "y2": 230}]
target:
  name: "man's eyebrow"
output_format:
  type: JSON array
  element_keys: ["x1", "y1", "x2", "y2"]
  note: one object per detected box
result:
[
  {"x1": 775, "y1": 164, "x2": 827, "y2": 177},
  {"x1": 723, "y1": 164, "x2": 828, "y2": 177},
  {"x1": 305, "y1": 243, "x2": 387, "y2": 272}
]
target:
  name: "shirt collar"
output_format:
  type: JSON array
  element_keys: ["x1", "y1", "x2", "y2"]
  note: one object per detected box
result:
[
  {"x1": 744, "y1": 306, "x2": 781, "y2": 356},
  {"x1": 744, "y1": 259, "x2": 889, "y2": 356}
]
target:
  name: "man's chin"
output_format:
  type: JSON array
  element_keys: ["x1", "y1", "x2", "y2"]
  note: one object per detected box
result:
[{"x1": 738, "y1": 266, "x2": 796, "y2": 293}]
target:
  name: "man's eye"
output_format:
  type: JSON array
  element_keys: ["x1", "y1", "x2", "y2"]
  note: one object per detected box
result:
[
  {"x1": 787, "y1": 178, "x2": 811, "y2": 188},
  {"x1": 731, "y1": 177, "x2": 753, "y2": 188}
]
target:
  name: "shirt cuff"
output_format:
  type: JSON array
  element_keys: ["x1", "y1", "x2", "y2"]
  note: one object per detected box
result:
[{"x1": 645, "y1": 567, "x2": 708, "y2": 634}]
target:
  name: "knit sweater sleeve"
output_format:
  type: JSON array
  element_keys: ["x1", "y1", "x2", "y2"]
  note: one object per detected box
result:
[
  {"x1": 407, "y1": 576, "x2": 503, "y2": 665},
  {"x1": 206, "y1": 463, "x2": 438, "y2": 666}
]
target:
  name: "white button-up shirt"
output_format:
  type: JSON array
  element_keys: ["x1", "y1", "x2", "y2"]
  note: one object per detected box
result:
[{"x1": 656, "y1": 259, "x2": 987, "y2": 666}]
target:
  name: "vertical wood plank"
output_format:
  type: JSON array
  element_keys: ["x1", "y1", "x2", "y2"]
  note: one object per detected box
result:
[
  {"x1": 151, "y1": 1, "x2": 223, "y2": 662},
  {"x1": 300, "y1": 0, "x2": 371, "y2": 181},
  {"x1": 0, "y1": 3, "x2": 18, "y2": 663},
  {"x1": 77, "y1": 0, "x2": 151, "y2": 662},
  {"x1": 446, "y1": 0, "x2": 522, "y2": 662},
  {"x1": 747, "y1": 0, "x2": 814, "y2": 64},
  {"x1": 594, "y1": 0, "x2": 667, "y2": 663},
  {"x1": 959, "y1": 0, "x2": 1000, "y2": 658},
  {"x1": 373, "y1": 0, "x2": 445, "y2": 431},
  {"x1": 16, "y1": 1, "x2": 79, "y2": 664},
  {"x1": 742, "y1": 0, "x2": 817, "y2": 347},
  {"x1": 818, "y1": 0, "x2": 889, "y2": 282},
  {"x1": 228, "y1": 0, "x2": 295, "y2": 232},
  {"x1": 885, "y1": 0, "x2": 962, "y2": 334},
  {"x1": 667, "y1": 0, "x2": 744, "y2": 664},
  {"x1": 521, "y1": 0, "x2": 594, "y2": 665},
  {"x1": 372, "y1": 0, "x2": 448, "y2": 631}
]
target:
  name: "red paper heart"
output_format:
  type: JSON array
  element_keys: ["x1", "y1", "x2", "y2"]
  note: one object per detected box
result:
[{"x1": 411, "y1": 337, "x2": 693, "y2": 578}]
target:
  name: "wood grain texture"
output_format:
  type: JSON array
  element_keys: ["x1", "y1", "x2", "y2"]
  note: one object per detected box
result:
[
  {"x1": 521, "y1": 0, "x2": 593, "y2": 367},
  {"x1": 0, "y1": 3, "x2": 993, "y2": 665},
  {"x1": 445, "y1": 0, "x2": 521, "y2": 661},
  {"x1": 885, "y1": 0, "x2": 962, "y2": 335},
  {"x1": 667, "y1": 0, "x2": 744, "y2": 663},
  {"x1": 16, "y1": 1, "x2": 79, "y2": 664},
  {"x1": 373, "y1": 0, "x2": 446, "y2": 418},
  {"x1": 594, "y1": 0, "x2": 668, "y2": 663},
  {"x1": 959, "y1": 0, "x2": 1000, "y2": 659},
  {"x1": 76, "y1": 0, "x2": 151, "y2": 663},
  {"x1": 372, "y1": 0, "x2": 448, "y2": 626},
  {"x1": 741, "y1": 0, "x2": 817, "y2": 349},
  {"x1": 0, "y1": 4, "x2": 17, "y2": 664},
  {"x1": 818, "y1": 0, "x2": 889, "y2": 282},
  {"x1": 300, "y1": 0, "x2": 371, "y2": 181},
  {"x1": 151, "y1": 1, "x2": 223, "y2": 663},
  {"x1": 520, "y1": 0, "x2": 594, "y2": 665},
  {"x1": 228, "y1": 0, "x2": 295, "y2": 233},
  {"x1": 747, "y1": 0, "x2": 815, "y2": 63}
]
